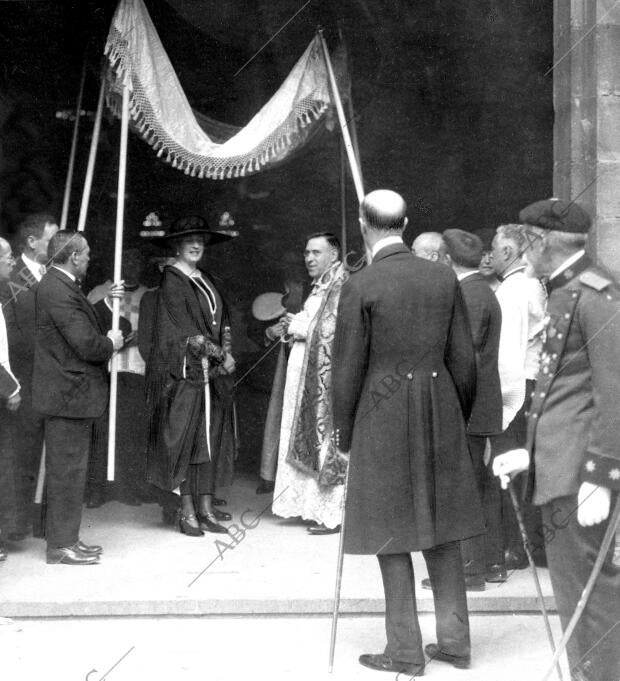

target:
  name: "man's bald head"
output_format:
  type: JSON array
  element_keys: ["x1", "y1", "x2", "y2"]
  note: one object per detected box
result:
[
  {"x1": 411, "y1": 232, "x2": 448, "y2": 264},
  {"x1": 360, "y1": 190, "x2": 408, "y2": 233}
]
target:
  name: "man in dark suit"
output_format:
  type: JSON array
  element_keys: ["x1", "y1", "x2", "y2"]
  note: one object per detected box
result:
[
  {"x1": 0, "y1": 213, "x2": 58, "y2": 539},
  {"x1": 443, "y1": 229, "x2": 503, "y2": 590},
  {"x1": 494, "y1": 199, "x2": 620, "y2": 681},
  {"x1": 333, "y1": 190, "x2": 482, "y2": 675},
  {"x1": 33, "y1": 230, "x2": 123, "y2": 565},
  {"x1": 0, "y1": 237, "x2": 23, "y2": 559}
]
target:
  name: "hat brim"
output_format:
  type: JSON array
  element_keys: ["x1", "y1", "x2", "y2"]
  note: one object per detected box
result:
[{"x1": 148, "y1": 228, "x2": 238, "y2": 247}]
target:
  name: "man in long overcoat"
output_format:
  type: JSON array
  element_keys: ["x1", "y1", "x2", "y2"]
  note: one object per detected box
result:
[
  {"x1": 494, "y1": 199, "x2": 620, "y2": 681},
  {"x1": 332, "y1": 190, "x2": 483, "y2": 675}
]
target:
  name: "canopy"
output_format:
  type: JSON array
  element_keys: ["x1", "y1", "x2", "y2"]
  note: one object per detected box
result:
[{"x1": 104, "y1": 0, "x2": 336, "y2": 179}]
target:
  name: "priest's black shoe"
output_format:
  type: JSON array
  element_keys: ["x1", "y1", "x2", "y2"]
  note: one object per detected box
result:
[
  {"x1": 425, "y1": 643, "x2": 470, "y2": 669},
  {"x1": 212, "y1": 497, "x2": 227, "y2": 506},
  {"x1": 46, "y1": 547, "x2": 100, "y2": 565},
  {"x1": 76, "y1": 540, "x2": 103, "y2": 556},
  {"x1": 307, "y1": 523, "x2": 340, "y2": 535},
  {"x1": 359, "y1": 654, "x2": 424, "y2": 675},
  {"x1": 504, "y1": 548, "x2": 528, "y2": 571},
  {"x1": 485, "y1": 563, "x2": 508, "y2": 582},
  {"x1": 256, "y1": 478, "x2": 275, "y2": 495},
  {"x1": 211, "y1": 508, "x2": 232, "y2": 522}
]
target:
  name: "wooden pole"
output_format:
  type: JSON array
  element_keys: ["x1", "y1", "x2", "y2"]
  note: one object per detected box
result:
[
  {"x1": 77, "y1": 76, "x2": 106, "y2": 232},
  {"x1": 318, "y1": 31, "x2": 364, "y2": 204},
  {"x1": 328, "y1": 467, "x2": 349, "y2": 673},
  {"x1": 339, "y1": 138, "x2": 347, "y2": 256},
  {"x1": 60, "y1": 54, "x2": 87, "y2": 230},
  {"x1": 107, "y1": 82, "x2": 130, "y2": 481}
]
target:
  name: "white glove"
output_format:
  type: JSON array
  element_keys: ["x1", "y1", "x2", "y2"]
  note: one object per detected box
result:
[{"x1": 492, "y1": 448, "x2": 530, "y2": 489}]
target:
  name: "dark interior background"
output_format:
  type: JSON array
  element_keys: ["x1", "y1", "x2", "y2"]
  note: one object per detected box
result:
[{"x1": 0, "y1": 0, "x2": 553, "y2": 469}]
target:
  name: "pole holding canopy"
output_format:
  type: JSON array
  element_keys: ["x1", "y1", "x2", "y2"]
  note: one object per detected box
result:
[{"x1": 107, "y1": 82, "x2": 130, "y2": 481}]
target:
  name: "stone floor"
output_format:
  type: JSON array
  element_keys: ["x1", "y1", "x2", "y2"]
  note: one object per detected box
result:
[
  {"x1": 0, "y1": 473, "x2": 554, "y2": 617},
  {"x1": 2, "y1": 613, "x2": 569, "y2": 681}
]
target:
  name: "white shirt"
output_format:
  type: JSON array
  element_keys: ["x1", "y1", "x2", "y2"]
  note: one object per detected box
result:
[
  {"x1": 457, "y1": 270, "x2": 479, "y2": 281},
  {"x1": 52, "y1": 265, "x2": 76, "y2": 282},
  {"x1": 21, "y1": 253, "x2": 44, "y2": 282},
  {"x1": 0, "y1": 306, "x2": 19, "y2": 397},
  {"x1": 371, "y1": 235, "x2": 404, "y2": 258},
  {"x1": 495, "y1": 267, "x2": 547, "y2": 429},
  {"x1": 549, "y1": 249, "x2": 586, "y2": 281}
]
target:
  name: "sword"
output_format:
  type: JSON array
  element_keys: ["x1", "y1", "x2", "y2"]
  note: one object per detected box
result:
[
  {"x1": 507, "y1": 481, "x2": 563, "y2": 681},
  {"x1": 539, "y1": 496, "x2": 620, "y2": 681},
  {"x1": 201, "y1": 356, "x2": 211, "y2": 461}
]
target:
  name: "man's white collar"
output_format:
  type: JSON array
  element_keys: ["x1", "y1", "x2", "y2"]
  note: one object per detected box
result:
[{"x1": 371, "y1": 235, "x2": 404, "y2": 258}]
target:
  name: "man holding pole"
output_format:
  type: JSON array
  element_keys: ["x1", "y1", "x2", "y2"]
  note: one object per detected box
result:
[
  {"x1": 332, "y1": 190, "x2": 482, "y2": 675},
  {"x1": 33, "y1": 230, "x2": 123, "y2": 565},
  {"x1": 494, "y1": 199, "x2": 620, "y2": 681}
]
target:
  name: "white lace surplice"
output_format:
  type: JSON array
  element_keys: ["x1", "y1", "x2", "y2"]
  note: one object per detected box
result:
[{"x1": 272, "y1": 282, "x2": 344, "y2": 529}]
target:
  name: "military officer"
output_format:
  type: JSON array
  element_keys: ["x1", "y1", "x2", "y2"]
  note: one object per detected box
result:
[{"x1": 494, "y1": 198, "x2": 620, "y2": 681}]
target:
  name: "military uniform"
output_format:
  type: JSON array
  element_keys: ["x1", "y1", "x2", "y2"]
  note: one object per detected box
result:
[{"x1": 520, "y1": 199, "x2": 620, "y2": 681}]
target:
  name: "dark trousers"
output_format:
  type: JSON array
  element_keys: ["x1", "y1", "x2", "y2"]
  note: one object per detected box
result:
[
  {"x1": 490, "y1": 380, "x2": 543, "y2": 561},
  {"x1": 377, "y1": 543, "x2": 470, "y2": 664},
  {"x1": 45, "y1": 416, "x2": 94, "y2": 549},
  {"x1": 542, "y1": 495, "x2": 620, "y2": 681},
  {"x1": 0, "y1": 409, "x2": 16, "y2": 536},
  {"x1": 460, "y1": 434, "x2": 504, "y2": 574},
  {"x1": 179, "y1": 462, "x2": 213, "y2": 496},
  {"x1": 10, "y1": 383, "x2": 44, "y2": 533}
]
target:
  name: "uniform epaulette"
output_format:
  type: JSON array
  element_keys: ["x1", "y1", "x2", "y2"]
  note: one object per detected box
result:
[{"x1": 579, "y1": 270, "x2": 613, "y2": 292}]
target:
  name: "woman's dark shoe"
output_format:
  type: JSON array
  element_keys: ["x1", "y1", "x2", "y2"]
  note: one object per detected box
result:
[
  {"x1": 0, "y1": 544, "x2": 7, "y2": 561},
  {"x1": 197, "y1": 513, "x2": 228, "y2": 534},
  {"x1": 210, "y1": 508, "x2": 232, "y2": 522},
  {"x1": 212, "y1": 497, "x2": 227, "y2": 506},
  {"x1": 178, "y1": 512, "x2": 204, "y2": 537}
]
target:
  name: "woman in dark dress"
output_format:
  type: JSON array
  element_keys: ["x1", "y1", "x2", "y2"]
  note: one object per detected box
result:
[{"x1": 145, "y1": 217, "x2": 237, "y2": 535}]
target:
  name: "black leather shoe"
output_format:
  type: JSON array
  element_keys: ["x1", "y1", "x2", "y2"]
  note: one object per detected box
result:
[
  {"x1": 198, "y1": 513, "x2": 228, "y2": 534},
  {"x1": 485, "y1": 563, "x2": 508, "y2": 582},
  {"x1": 421, "y1": 576, "x2": 485, "y2": 592},
  {"x1": 212, "y1": 497, "x2": 227, "y2": 506},
  {"x1": 85, "y1": 488, "x2": 106, "y2": 509},
  {"x1": 504, "y1": 548, "x2": 528, "y2": 571},
  {"x1": 46, "y1": 547, "x2": 99, "y2": 565},
  {"x1": 0, "y1": 545, "x2": 7, "y2": 561},
  {"x1": 210, "y1": 508, "x2": 232, "y2": 522},
  {"x1": 256, "y1": 478, "x2": 275, "y2": 495},
  {"x1": 76, "y1": 540, "x2": 103, "y2": 556},
  {"x1": 359, "y1": 653, "x2": 424, "y2": 675},
  {"x1": 307, "y1": 524, "x2": 341, "y2": 535},
  {"x1": 425, "y1": 643, "x2": 470, "y2": 669}
]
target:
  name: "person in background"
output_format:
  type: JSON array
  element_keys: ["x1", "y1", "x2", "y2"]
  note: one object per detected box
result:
[
  {"x1": 0, "y1": 213, "x2": 58, "y2": 539},
  {"x1": 271, "y1": 233, "x2": 348, "y2": 535},
  {"x1": 421, "y1": 229, "x2": 503, "y2": 592},
  {"x1": 0, "y1": 237, "x2": 22, "y2": 560},
  {"x1": 490, "y1": 223, "x2": 547, "y2": 576},
  {"x1": 411, "y1": 231, "x2": 448, "y2": 263},
  {"x1": 473, "y1": 227, "x2": 501, "y2": 291}
]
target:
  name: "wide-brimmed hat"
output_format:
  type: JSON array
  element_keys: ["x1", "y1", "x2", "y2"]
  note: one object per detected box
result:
[{"x1": 146, "y1": 215, "x2": 238, "y2": 246}]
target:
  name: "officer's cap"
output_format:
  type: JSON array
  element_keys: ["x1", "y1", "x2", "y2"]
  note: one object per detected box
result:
[{"x1": 519, "y1": 198, "x2": 591, "y2": 233}]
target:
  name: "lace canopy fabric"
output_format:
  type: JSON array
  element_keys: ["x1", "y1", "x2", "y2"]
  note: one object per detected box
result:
[{"x1": 104, "y1": 0, "x2": 334, "y2": 179}]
